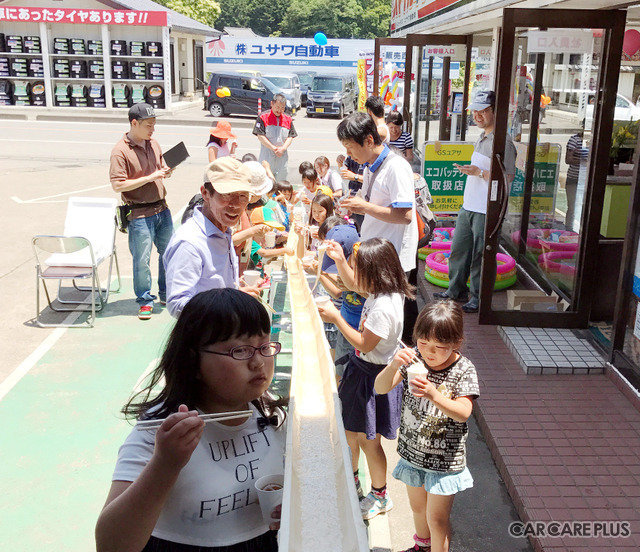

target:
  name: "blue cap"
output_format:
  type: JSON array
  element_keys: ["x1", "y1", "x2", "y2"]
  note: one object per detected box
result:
[
  {"x1": 321, "y1": 225, "x2": 360, "y2": 274},
  {"x1": 468, "y1": 90, "x2": 495, "y2": 111}
]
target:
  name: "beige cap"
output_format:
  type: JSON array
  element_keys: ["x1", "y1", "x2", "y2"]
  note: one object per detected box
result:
[
  {"x1": 204, "y1": 157, "x2": 253, "y2": 194},
  {"x1": 243, "y1": 161, "x2": 274, "y2": 196}
]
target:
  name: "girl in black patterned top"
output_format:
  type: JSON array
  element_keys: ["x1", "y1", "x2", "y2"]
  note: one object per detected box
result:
[{"x1": 375, "y1": 301, "x2": 479, "y2": 552}]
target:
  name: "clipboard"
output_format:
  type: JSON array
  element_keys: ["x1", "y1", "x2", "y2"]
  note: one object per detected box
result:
[{"x1": 163, "y1": 141, "x2": 190, "y2": 169}]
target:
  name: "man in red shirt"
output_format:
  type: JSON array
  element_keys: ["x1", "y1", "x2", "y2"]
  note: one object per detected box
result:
[{"x1": 252, "y1": 94, "x2": 297, "y2": 181}]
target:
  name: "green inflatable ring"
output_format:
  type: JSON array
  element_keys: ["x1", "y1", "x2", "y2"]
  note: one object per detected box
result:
[
  {"x1": 424, "y1": 271, "x2": 517, "y2": 291},
  {"x1": 425, "y1": 267, "x2": 517, "y2": 283}
]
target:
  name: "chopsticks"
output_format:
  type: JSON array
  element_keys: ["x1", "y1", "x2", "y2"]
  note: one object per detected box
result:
[
  {"x1": 398, "y1": 339, "x2": 423, "y2": 366},
  {"x1": 135, "y1": 409, "x2": 253, "y2": 430}
]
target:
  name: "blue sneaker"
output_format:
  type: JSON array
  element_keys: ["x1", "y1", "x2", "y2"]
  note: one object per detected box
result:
[{"x1": 360, "y1": 491, "x2": 393, "y2": 520}]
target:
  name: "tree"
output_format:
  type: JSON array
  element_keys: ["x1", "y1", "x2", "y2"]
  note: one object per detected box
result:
[
  {"x1": 280, "y1": 0, "x2": 364, "y2": 39},
  {"x1": 216, "y1": 0, "x2": 289, "y2": 36},
  {"x1": 154, "y1": 0, "x2": 221, "y2": 28},
  {"x1": 357, "y1": 0, "x2": 391, "y2": 39}
]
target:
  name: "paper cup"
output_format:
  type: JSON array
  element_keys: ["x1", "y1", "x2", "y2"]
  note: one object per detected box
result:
[
  {"x1": 255, "y1": 474, "x2": 284, "y2": 525},
  {"x1": 243, "y1": 270, "x2": 261, "y2": 286},
  {"x1": 265, "y1": 231, "x2": 276, "y2": 248},
  {"x1": 314, "y1": 296, "x2": 332, "y2": 306},
  {"x1": 406, "y1": 363, "x2": 428, "y2": 395}
]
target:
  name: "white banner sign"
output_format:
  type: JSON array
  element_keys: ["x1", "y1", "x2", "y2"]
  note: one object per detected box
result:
[{"x1": 528, "y1": 30, "x2": 594, "y2": 54}]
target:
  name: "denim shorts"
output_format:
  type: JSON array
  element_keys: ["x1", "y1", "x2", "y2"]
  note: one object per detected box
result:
[{"x1": 392, "y1": 458, "x2": 473, "y2": 495}]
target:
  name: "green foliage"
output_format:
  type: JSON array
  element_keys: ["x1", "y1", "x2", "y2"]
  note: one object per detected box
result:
[
  {"x1": 357, "y1": 0, "x2": 391, "y2": 39},
  {"x1": 154, "y1": 0, "x2": 221, "y2": 28},
  {"x1": 216, "y1": 0, "x2": 289, "y2": 37},
  {"x1": 157, "y1": 0, "x2": 390, "y2": 38},
  {"x1": 280, "y1": 0, "x2": 364, "y2": 38}
]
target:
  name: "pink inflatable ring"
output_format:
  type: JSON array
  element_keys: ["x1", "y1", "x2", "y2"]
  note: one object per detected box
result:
[
  {"x1": 511, "y1": 229, "x2": 579, "y2": 254},
  {"x1": 538, "y1": 251, "x2": 577, "y2": 276}
]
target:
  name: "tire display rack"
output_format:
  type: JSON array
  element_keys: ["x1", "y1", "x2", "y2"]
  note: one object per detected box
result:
[{"x1": 0, "y1": 20, "x2": 171, "y2": 111}]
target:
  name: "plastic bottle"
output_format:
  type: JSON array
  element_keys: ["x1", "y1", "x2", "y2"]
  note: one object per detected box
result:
[{"x1": 293, "y1": 202, "x2": 306, "y2": 224}]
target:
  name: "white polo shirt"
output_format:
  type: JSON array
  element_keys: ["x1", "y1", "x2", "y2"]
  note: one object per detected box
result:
[{"x1": 360, "y1": 148, "x2": 418, "y2": 271}]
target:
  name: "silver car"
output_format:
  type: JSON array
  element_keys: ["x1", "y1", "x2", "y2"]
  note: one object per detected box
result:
[{"x1": 261, "y1": 74, "x2": 302, "y2": 110}]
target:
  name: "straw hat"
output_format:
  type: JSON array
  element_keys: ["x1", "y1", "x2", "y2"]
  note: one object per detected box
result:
[{"x1": 210, "y1": 120, "x2": 236, "y2": 140}]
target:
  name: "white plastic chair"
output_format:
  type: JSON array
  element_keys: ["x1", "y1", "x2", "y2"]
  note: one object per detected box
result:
[{"x1": 32, "y1": 197, "x2": 121, "y2": 327}]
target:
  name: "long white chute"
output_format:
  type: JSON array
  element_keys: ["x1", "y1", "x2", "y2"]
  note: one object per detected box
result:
[{"x1": 278, "y1": 233, "x2": 369, "y2": 551}]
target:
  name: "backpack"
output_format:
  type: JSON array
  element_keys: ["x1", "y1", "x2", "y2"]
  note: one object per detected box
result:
[{"x1": 181, "y1": 193, "x2": 204, "y2": 224}]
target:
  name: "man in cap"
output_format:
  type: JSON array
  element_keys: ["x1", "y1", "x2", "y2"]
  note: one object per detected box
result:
[
  {"x1": 163, "y1": 157, "x2": 260, "y2": 318},
  {"x1": 433, "y1": 90, "x2": 516, "y2": 312},
  {"x1": 253, "y1": 93, "x2": 297, "y2": 181},
  {"x1": 109, "y1": 102, "x2": 173, "y2": 320}
]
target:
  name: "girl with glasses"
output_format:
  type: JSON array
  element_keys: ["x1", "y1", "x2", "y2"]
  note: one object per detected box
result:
[{"x1": 96, "y1": 288, "x2": 286, "y2": 552}]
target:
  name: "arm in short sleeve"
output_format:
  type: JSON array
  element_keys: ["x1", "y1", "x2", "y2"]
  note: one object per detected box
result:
[
  {"x1": 109, "y1": 150, "x2": 129, "y2": 186},
  {"x1": 388, "y1": 158, "x2": 415, "y2": 209},
  {"x1": 454, "y1": 361, "x2": 480, "y2": 400},
  {"x1": 405, "y1": 133, "x2": 414, "y2": 150},
  {"x1": 112, "y1": 426, "x2": 155, "y2": 482},
  {"x1": 363, "y1": 306, "x2": 393, "y2": 340}
]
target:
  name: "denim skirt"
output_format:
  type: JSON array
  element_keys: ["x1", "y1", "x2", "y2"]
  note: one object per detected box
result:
[{"x1": 392, "y1": 458, "x2": 473, "y2": 495}]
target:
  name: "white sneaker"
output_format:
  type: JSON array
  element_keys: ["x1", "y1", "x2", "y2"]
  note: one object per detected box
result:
[{"x1": 360, "y1": 491, "x2": 393, "y2": 520}]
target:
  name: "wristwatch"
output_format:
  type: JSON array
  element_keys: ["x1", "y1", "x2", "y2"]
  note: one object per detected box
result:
[{"x1": 479, "y1": 169, "x2": 485, "y2": 179}]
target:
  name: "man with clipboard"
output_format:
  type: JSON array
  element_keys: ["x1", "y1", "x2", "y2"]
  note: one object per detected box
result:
[{"x1": 109, "y1": 102, "x2": 174, "y2": 320}]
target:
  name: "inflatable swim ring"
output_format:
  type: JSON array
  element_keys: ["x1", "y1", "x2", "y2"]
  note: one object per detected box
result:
[
  {"x1": 418, "y1": 227, "x2": 455, "y2": 260},
  {"x1": 424, "y1": 251, "x2": 517, "y2": 289},
  {"x1": 511, "y1": 229, "x2": 579, "y2": 255}
]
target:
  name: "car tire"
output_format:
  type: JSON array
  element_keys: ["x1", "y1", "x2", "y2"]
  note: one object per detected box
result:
[
  {"x1": 209, "y1": 102, "x2": 224, "y2": 117},
  {"x1": 307, "y1": 112, "x2": 314, "y2": 118},
  {"x1": 338, "y1": 105, "x2": 344, "y2": 118}
]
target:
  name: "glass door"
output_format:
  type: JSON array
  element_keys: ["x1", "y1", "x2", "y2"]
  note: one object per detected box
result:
[
  {"x1": 480, "y1": 8, "x2": 627, "y2": 327},
  {"x1": 404, "y1": 34, "x2": 473, "y2": 158}
]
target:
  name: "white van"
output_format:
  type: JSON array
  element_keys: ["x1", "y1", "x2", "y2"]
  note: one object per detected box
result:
[
  {"x1": 261, "y1": 74, "x2": 302, "y2": 110},
  {"x1": 582, "y1": 92, "x2": 640, "y2": 130}
]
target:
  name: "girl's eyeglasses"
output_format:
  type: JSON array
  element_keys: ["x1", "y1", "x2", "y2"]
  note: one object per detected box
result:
[{"x1": 201, "y1": 342, "x2": 281, "y2": 360}]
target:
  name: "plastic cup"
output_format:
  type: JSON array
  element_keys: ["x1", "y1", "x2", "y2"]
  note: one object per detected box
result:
[
  {"x1": 254, "y1": 474, "x2": 284, "y2": 525},
  {"x1": 243, "y1": 270, "x2": 261, "y2": 286},
  {"x1": 406, "y1": 363, "x2": 428, "y2": 395},
  {"x1": 265, "y1": 231, "x2": 276, "y2": 248},
  {"x1": 314, "y1": 296, "x2": 332, "y2": 307}
]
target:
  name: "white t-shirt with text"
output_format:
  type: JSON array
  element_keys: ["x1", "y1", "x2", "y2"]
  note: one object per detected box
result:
[{"x1": 112, "y1": 403, "x2": 286, "y2": 547}]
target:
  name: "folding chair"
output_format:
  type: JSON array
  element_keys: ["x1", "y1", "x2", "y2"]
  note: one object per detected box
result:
[{"x1": 32, "y1": 197, "x2": 121, "y2": 327}]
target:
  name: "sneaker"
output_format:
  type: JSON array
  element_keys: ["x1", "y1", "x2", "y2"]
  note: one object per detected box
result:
[
  {"x1": 401, "y1": 545, "x2": 430, "y2": 552},
  {"x1": 461, "y1": 298, "x2": 479, "y2": 313},
  {"x1": 433, "y1": 290, "x2": 468, "y2": 303},
  {"x1": 355, "y1": 478, "x2": 364, "y2": 500},
  {"x1": 138, "y1": 305, "x2": 153, "y2": 320},
  {"x1": 158, "y1": 298, "x2": 167, "y2": 306},
  {"x1": 360, "y1": 491, "x2": 393, "y2": 520}
]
